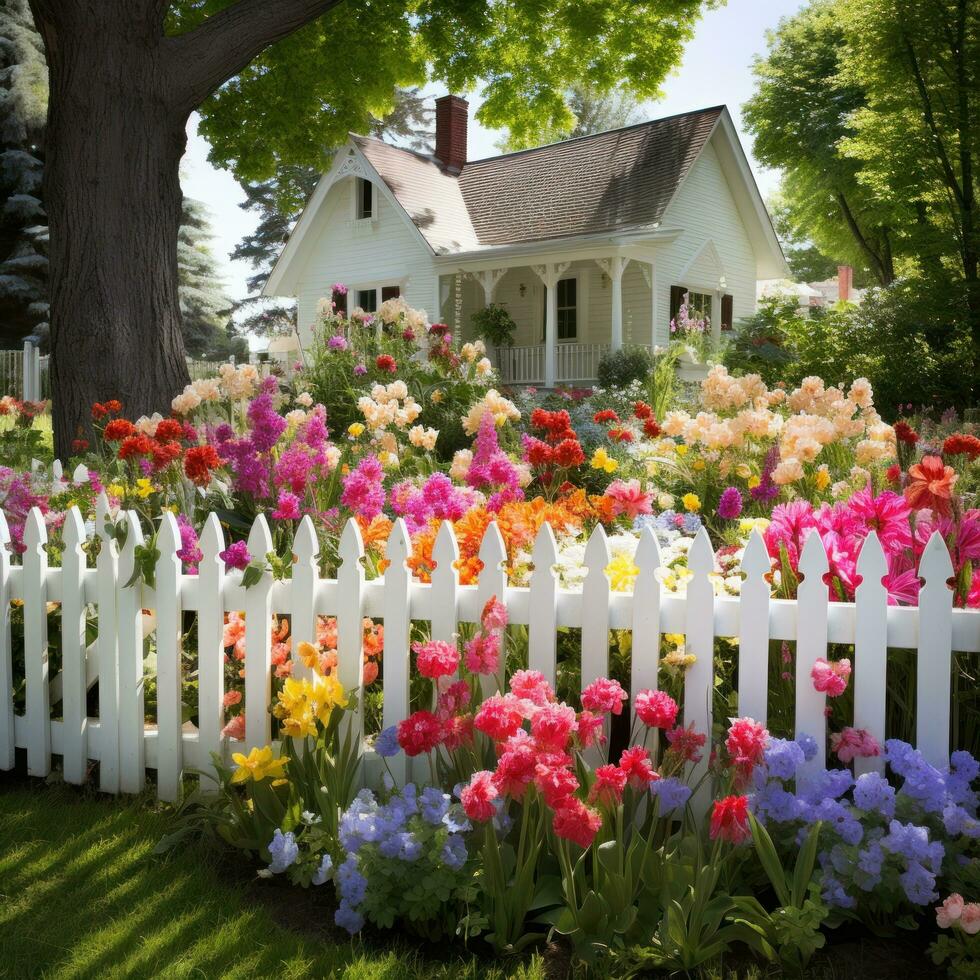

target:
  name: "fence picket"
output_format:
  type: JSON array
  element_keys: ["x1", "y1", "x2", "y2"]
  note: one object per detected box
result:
[
  {"x1": 917, "y1": 531, "x2": 955, "y2": 768},
  {"x1": 117, "y1": 510, "x2": 146, "y2": 793},
  {"x1": 738, "y1": 530, "x2": 771, "y2": 724},
  {"x1": 477, "y1": 522, "x2": 508, "y2": 694},
  {"x1": 60, "y1": 508, "x2": 88, "y2": 784},
  {"x1": 243, "y1": 515, "x2": 274, "y2": 753},
  {"x1": 854, "y1": 532, "x2": 888, "y2": 776},
  {"x1": 196, "y1": 514, "x2": 226, "y2": 789},
  {"x1": 796, "y1": 531, "x2": 830, "y2": 777},
  {"x1": 528, "y1": 524, "x2": 559, "y2": 686},
  {"x1": 431, "y1": 522, "x2": 460, "y2": 648},
  {"x1": 0, "y1": 512, "x2": 12, "y2": 771},
  {"x1": 684, "y1": 527, "x2": 715, "y2": 811},
  {"x1": 382, "y1": 520, "x2": 412, "y2": 782},
  {"x1": 23, "y1": 508, "x2": 50, "y2": 777},
  {"x1": 155, "y1": 512, "x2": 184, "y2": 801},
  {"x1": 291, "y1": 517, "x2": 319, "y2": 682},
  {"x1": 337, "y1": 519, "x2": 365, "y2": 749},
  {"x1": 631, "y1": 527, "x2": 663, "y2": 725},
  {"x1": 581, "y1": 525, "x2": 611, "y2": 694},
  {"x1": 95, "y1": 494, "x2": 120, "y2": 792}
]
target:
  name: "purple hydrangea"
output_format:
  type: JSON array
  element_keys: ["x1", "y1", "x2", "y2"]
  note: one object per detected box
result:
[
  {"x1": 853, "y1": 772, "x2": 896, "y2": 818},
  {"x1": 764, "y1": 738, "x2": 805, "y2": 781},
  {"x1": 650, "y1": 777, "x2": 692, "y2": 812}
]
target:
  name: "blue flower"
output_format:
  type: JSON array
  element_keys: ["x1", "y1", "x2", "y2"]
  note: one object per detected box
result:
[
  {"x1": 752, "y1": 781, "x2": 803, "y2": 824},
  {"x1": 375, "y1": 725, "x2": 400, "y2": 758},
  {"x1": 800, "y1": 769, "x2": 853, "y2": 805},
  {"x1": 943, "y1": 804, "x2": 980, "y2": 838},
  {"x1": 764, "y1": 738, "x2": 805, "y2": 781},
  {"x1": 681, "y1": 513, "x2": 702, "y2": 534},
  {"x1": 443, "y1": 804, "x2": 471, "y2": 834},
  {"x1": 442, "y1": 834, "x2": 468, "y2": 870},
  {"x1": 853, "y1": 772, "x2": 896, "y2": 818},
  {"x1": 267, "y1": 829, "x2": 299, "y2": 873},
  {"x1": 856, "y1": 840, "x2": 884, "y2": 889},
  {"x1": 336, "y1": 855, "x2": 368, "y2": 906},
  {"x1": 379, "y1": 830, "x2": 422, "y2": 862},
  {"x1": 419, "y1": 787, "x2": 450, "y2": 826},
  {"x1": 899, "y1": 860, "x2": 939, "y2": 905},
  {"x1": 796, "y1": 733, "x2": 818, "y2": 762},
  {"x1": 808, "y1": 799, "x2": 863, "y2": 845},
  {"x1": 311, "y1": 853, "x2": 333, "y2": 886},
  {"x1": 820, "y1": 873, "x2": 856, "y2": 909},
  {"x1": 881, "y1": 819, "x2": 944, "y2": 871},
  {"x1": 650, "y1": 777, "x2": 692, "y2": 813},
  {"x1": 335, "y1": 901, "x2": 365, "y2": 934}
]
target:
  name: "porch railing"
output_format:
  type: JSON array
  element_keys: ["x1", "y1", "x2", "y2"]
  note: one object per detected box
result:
[
  {"x1": 496, "y1": 343, "x2": 609, "y2": 386},
  {"x1": 555, "y1": 343, "x2": 608, "y2": 384},
  {"x1": 497, "y1": 344, "x2": 545, "y2": 385}
]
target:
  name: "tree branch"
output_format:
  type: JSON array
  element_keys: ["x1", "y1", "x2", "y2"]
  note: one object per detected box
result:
[
  {"x1": 167, "y1": 0, "x2": 343, "y2": 113},
  {"x1": 835, "y1": 191, "x2": 889, "y2": 286}
]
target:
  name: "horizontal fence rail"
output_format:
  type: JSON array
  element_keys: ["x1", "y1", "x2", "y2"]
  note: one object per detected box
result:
[{"x1": 1, "y1": 504, "x2": 978, "y2": 802}]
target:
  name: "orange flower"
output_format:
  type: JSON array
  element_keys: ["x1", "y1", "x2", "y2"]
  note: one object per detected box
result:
[{"x1": 905, "y1": 455, "x2": 957, "y2": 516}]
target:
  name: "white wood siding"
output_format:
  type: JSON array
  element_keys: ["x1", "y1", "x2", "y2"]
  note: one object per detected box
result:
[{"x1": 291, "y1": 177, "x2": 438, "y2": 347}]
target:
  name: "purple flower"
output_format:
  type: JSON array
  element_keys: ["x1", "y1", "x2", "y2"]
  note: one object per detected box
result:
[
  {"x1": 717, "y1": 486, "x2": 743, "y2": 520},
  {"x1": 334, "y1": 902, "x2": 364, "y2": 934},
  {"x1": 353, "y1": 363, "x2": 367, "y2": 376},
  {"x1": 650, "y1": 777, "x2": 692, "y2": 812},
  {"x1": 219, "y1": 540, "x2": 252, "y2": 571},
  {"x1": 331, "y1": 282, "x2": 348, "y2": 296},
  {"x1": 442, "y1": 834, "x2": 467, "y2": 870},
  {"x1": 853, "y1": 772, "x2": 896, "y2": 818},
  {"x1": 328, "y1": 334, "x2": 348, "y2": 351},
  {"x1": 375, "y1": 725, "x2": 399, "y2": 758},
  {"x1": 176, "y1": 513, "x2": 202, "y2": 573},
  {"x1": 340, "y1": 455, "x2": 386, "y2": 520},
  {"x1": 272, "y1": 490, "x2": 302, "y2": 520},
  {"x1": 764, "y1": 738, "x2": 805, "y2": 781}
]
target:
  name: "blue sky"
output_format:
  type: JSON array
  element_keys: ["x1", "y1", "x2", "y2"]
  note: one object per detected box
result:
[{"x1": 180, "y1": 0, "x2": 805, "y2": 303}]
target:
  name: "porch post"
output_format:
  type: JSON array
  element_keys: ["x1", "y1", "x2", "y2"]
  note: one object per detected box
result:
[
  {"x1": 532, "y1": 262, "x2": 569, "y2": 387},
  {"x1": 596, "y1": 257, "x2": 629, "y2": 352}
]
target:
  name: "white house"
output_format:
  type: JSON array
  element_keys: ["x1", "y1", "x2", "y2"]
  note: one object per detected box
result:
[{"x1": 263, "y1": 97, "x2": 786, "y2": 387}]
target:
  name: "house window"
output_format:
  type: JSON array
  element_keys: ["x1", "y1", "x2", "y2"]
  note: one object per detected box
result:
[
  {"x1": 356, "y1": 289, "x2": 378, "y2": 313},
  {"x1": 380, "y1": 285, "x2": 401, "y2": 302},
  {"x1": 332, "y1": 287, "x2": 348, "y2": 316},
  {"x1": 356, "y1": 178, "x2": 374, "y2": 220},
  {"x1": 542, "y1": 278, "x2": 578, "y2": 341},
  {"x1": 669, "y1": 285, "x2": 712, "y2": 326}
]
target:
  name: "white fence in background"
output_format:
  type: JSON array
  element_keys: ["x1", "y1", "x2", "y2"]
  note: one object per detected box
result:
[
  {"x1": 497, "y1": 343, "x2": 610, "y2": 386},
  {"x1": 0, "y1": 342, "x2": 48, "y2": 401},
  {"x1": 1, "y1": 504, "x2": 978, "y2": 804}
]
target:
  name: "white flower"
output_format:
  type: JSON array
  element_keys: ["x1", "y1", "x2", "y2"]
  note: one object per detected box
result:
[
  {"x1": 301, "y1": 810, "x2": 322, "y2": 825},
  {"x1": 295, "y1": 391, "x2": 314, "y2": 407}
]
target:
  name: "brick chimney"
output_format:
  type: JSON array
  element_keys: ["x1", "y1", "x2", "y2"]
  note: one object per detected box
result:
[
  {"x1": 435, "y1": 95, "x2": 468, "y2": 173},
  {"x1": 838, "y1": 264, "x2": 853, "y2": 302}
]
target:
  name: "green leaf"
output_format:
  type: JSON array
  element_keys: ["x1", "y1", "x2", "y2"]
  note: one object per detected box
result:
[
  {"x1": 749, "y1": 811, "x2": 791, "y2": 908},
  {"x1": 791, "y1": 820, "x2": 822, "y2": 908}
]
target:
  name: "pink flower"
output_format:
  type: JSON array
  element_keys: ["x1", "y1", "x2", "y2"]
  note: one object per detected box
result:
[
  {"x1": 666, "y1": 722, "x2": 706, "y2": 763},
  {"x1": 604, "y1": 479, "x2": 653, "y2": 520},
  {"x1": 575, "y1": 710, "x2": 606, "y2": 749},
  {"x1": 634, "y1": 689, "x2": 679, "y2": 729},
  {"x1": 581, "y1": 677, "x2": 628, "y2": 716},
  {"x1": 552, "y1": 797, "x2": 602, "y2": 848},
  {"x1": 222, "y1": 690, "x2": 242, "y2": 708},
  {"x1": 619, "y1": 746, "x2": 658, "y2": 789},
  {"x1": 436, "y1": 679, "x2": 470, "y2": 719},
  {"x1": 588, "y1": 764, "x2": 627, "y2": 806},
  {"x1": 830, "y1": 727, "x2": 880, "y2": 764},
  {"x1": 531, "y1": 702, "x2": 578, "y2": 752},
  {"x1": 961, "y1": 903, "x2": 980, "y2": 935},
  {"x1": 936, "y1": 894, "x2": 965, "y2": 929},
  {"x1": 396, "y1": 710, "x2": 443, "y2": 756},
  {"x1": 764, "y1": 501, "x2": 817, "y2": 571},
  {"x1": 726, "y1": 717, "x2": 769, "y2": 778},
  {"x1": 534, "y1": 762, "x2": 579, "y2": 808},
  {"x1": 493, "y1": 732, "x2": 538, "y2": 799},
  {"x1": 481, "y1": 595, "x2": 508, "y2": 632},
  {"x1": 463, "y1": 632, "x2": 500, "y2": 675},
  {"x1": 811, "y1": 657, "x2": 851, "y2": 697},
  {"x1": 271, "y1": 490, "x2": 301, "y2": 520},
  {"x1": 474, "y1": 693, "x2": 524, "y2": 742},
  {"x1": 413, "y1": 640, "x2": 460, "y2": 680},
  {"x1": 221, "y1": 714, "x2": 245, "y2": 740},
  {"x1": 844, "y1": 486, "x2": 912, "y2": 554},
  {"x1": 461, "y1": 770, "x2": 498, "y2": 822},
  {"x1": 710, "y1": 795, "x2": 751, "y2": 844},
  {"x1": 509, "y1": 669, "x2": 554, "y2": 707}
]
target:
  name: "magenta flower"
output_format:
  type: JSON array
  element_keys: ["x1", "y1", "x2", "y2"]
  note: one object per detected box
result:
[
  {"x1": 844, "y1": 486, "x2": 912, "y2": 554},
  {"x1": 272, "y1": 490, "x2": 302, "y2": 520},
  {"x1": 219, "y1": 540, "x2": 252, "y2": 571},
  {"x1": 340, "y1": 455, "x2": 386, "y2": 520},
  {"x1": 328, "y1": 334, "x2": 348, "y2": 351},
  {"x1": 811, "y1": 657, "x2": 851, "y2": 697},
  {"x1": 717, "y1": 486, "x2": 743, "y2": 520}
]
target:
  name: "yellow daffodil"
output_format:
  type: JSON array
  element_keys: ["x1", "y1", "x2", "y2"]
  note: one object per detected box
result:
[
  {"x1": 590, "y1": 447, "x2": 618, "y2": 473},
  {"x1": 692, "y1": 460, "x2": 705, "y2": 471},
  {"x1": 747, "y1": 475, "x2": 761, "y2": 489},
  {"x1": 675, "y1": 444, "x2": 689, "y2": 457},
  {"x1": 296, "y1": 641, "x2": 321, "y2": 673},
  {"x1": 135, "y1": 478, "x2": 154, "y2": 499},
  {"x1": 815, "y1": 465, "x2": 831, "y2": 491},
  {"x1": 230, "y1": 745, "x2": 288, "y2": 784},
  {"x1": 682, "y1": 492, "x2": 701, "y2": 512},
  {"x1": 348, "y1": 422, "x2": 365, "y2": 437},
  {"x1": 605, "y1": 553, "x2": 639, "y2": 592},
  {"x1": 107, "y1": 483, "x2": 125, "y2": 498},
  {"x1": 735, "y1": 463, "x2": 752, "y2": 479}
]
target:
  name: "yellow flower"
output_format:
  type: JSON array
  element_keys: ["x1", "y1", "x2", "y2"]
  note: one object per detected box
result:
[
  {"x1": 296, "y1": 641, "x2": 320, "y2": 672},
  {"x1": 605, "y1": 553, "x2": 639, "y2": 592},
  {"x1": 348, "y1": 422, "x2": 365, "y2": 437},
  {"x1": 663, "y1": 633, "x2": 686, "y2": 646},
  {"x1": 107, "y1": 483, "x2": 125, "y2": 498},
  {"x1": 676, "y1": 444, "x2": 689, "y2": 457},
  {"x1": 230, "y1": 745, "x2": 288, "y2": 784},
  {"x1": 430, "y1": 389, "x2": 444, "y2": 404},
  {"x1": 692, "y1": 460, "x2": 705, "y2": 471},
  {"x1": 739, "y1": 517, "x2": 771, "y2": 534},
  {"x1": 747, "y1": 475, "x2": 761, "y2": 489},
  {"x1": 590, "y1": 448, "x2": 618, "y2": 473},
  {"x1": 815, "y1": 465, "x2": 831, "y2": 491},
  {"x1": 682, "y1": 492, "x2": 701, "y2": 512},
  {"x1": 135, "y1": 478, "x2": 154, "y2": 499},
  {"x1": 735, "y1": 463, "x2": 752, "y2": 479}
]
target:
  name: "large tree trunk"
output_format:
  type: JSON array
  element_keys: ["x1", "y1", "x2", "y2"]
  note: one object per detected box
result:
[{"x1": 38, "y1": 3, "x2": 190, "y2": 455}]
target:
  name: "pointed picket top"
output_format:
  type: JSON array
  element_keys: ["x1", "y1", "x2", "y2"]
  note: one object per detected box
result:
[
  {"x1": 740, "y1": 528, "x2": 770, "y2": 579},
  {"x1": 583, "y1": 522, "x2": 611, "y2": 573},
  {"x1": 798, "y1": 528, "x2": 830, "y2": 581},
  {"x1": 23, "y1": 506, "x2": 47, "y2": 553},
  {"x1": 339, "y1": 517, "x2": 366, "y2": 567},
  {"x1": 855, "y1": 530, "x2": 888, "y2": 583},
  {"x1": 531, "y1": 521, "x2": 559, "y2": 574},
  {"x1": 478, "y1": 520, "x2": 507, "y2": 573},
  {"x1": 95, "y1": 491, "x2": 111, "y2": 536},
  {"x1": 247, "y1": 512, "x2": 273, "y2": 558},
  {"x1": 687, "y1": 525, "x2": 715, "y2": 577},
  {"x1": 293, "y1": 516, "x2": 319, "y2": 567},
  {"x1": 433, "y1": 519, "x2": 460, "y2": 570},
  {"x1": 634, "y1": 523, "x2": 663, "y2": 579},
  {"x1": 198, "y1": 512, "x2": 225, "y2": 565},
  {"x1": 919, "y1": 529, "x2": 955, "y2": 585},
  {"x1": 62, "y1": 506, "x2": 86, "y2": 554},
  {"x1": 51, "y1": 459, "x2": 63, "y2": 482},
  {"x1": 385, "y1": 517, "x2": 412, "y2": 568},
  {"x1": 157, "y1": 509, "x2": 182, "y2": 557},
  {"x1": 72, "y1": 463, "x2": 89, "y2": 484}
]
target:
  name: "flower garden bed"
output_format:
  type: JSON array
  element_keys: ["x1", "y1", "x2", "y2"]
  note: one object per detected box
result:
[{"x1": 1, "y1": 295, "x2": 979, "y2": 975}]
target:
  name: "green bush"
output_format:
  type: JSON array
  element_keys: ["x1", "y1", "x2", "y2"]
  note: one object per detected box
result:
[
  {"x1": 470, "y1": 303, "x2": 516, "y2": 349},
  {"x1": 596, "y1": 345, "x2": 653, "y2": 389},
  {"x1": 723, "y1": 297, "x2": 797, "y2": 381}
]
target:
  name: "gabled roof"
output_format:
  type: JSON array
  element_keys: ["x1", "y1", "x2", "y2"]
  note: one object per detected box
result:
[{"x1": 263, "y1": 105, "x2": 785, "y2": 295}]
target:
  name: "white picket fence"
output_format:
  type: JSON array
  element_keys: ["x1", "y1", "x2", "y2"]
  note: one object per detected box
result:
[{"x1": 1, "y1": 502, "x2": 978, "y2": 804}]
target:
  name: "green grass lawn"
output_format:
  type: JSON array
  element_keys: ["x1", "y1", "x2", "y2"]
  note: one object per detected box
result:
[{"x1": 0, "y1": 777, "x2": 546, "y2": 980}]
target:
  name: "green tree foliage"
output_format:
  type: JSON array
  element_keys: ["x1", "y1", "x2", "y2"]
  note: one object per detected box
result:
[
  {"x1": 496, "y1": 81, "x2": 644, "y2": 152},
  {"x1": 0, "y1": 0, "x2": 48, "y2": 347},
  {"x1": 170, "y1": 0, "x2": 716, "y2": 186}
]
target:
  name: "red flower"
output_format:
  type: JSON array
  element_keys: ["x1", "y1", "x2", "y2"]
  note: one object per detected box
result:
[
  {"x1": 103, "y1": 418, "x2": 136, "y2": 441},
  {"x1": 725, "y1": 717, "x2": 769, "y2": 781},
  {"x1": 151, "y1": 440, "x2": 182, "y2": 471},
  {"x1": 396, "y1": 710, "x2": 443, "y2": 756},
  {"x1": 155, "y1": 418, "x2": 185, "y2": 442},
  {"x1": 593, "y1": 409, "x2": 619, "y2": 424},
  {"x1": 905, "y1": 455, "x2": 957, "y2": 516},
  {"x1": 581, "y1": 677, "x2": 627, "y2": 716},
  {"x1": 665, "y1": 722, "x2": 707, "y2": 763},
  {"x1": 634, "y1": 689, "x2": 679, "y2": 729},
  {"x1": 943, "y1": 434, "x2": 980, "y2": 461},
  {"x1": 117, "y1": 434, "x2": 155, "y2": 460},
  {"x1": 441, "y1": 713, "x2": 474, "y2": 750},
  {"x1": 413, "y1": 639, "x2": 460, "y2": 680},
  {"x1": 91, "y1": 402, "x2": 108, "y2": 420},
  {"x1": 461, "y1": 770, "x2": 498, "y2": 822},
  {"x1": 588, "y1": 764, "x2": 627, "y2": 805},
  {"x1": 493, "y1": 735, "x2": 538, "y2": 798},
  {"x1": 71, "y1": 438, "x2": 89, "y2": 453},
  {"x1": 885, "y1": 463, "x2": 902, "y2": 485},
  {"x1": 894, "y1": 420, "x2": 919, "y2": 445},
  {"x1": 643, "y1": 418, "x2": 662, "y2": 438},
  {"x1": 375, "y1": 354, "x2": 397, "y2": 373},
  {"x1": 575, "y1": 710, "x2": 606, "y2": 749},
  {"x1": 103, "y1": 399, "x2": 122, "y2": 414},
  {"x1": 474, "y1": 693, "x2": 524, "y2": 742},
  {"x1": 710, "y1": 795, "x2": 751, "y2": 844},
  {"x1": 428, "y1": 322, "x2": 450, "y2": 336},
  {"x1": 633, "y1": 401, "x2": 653, "y2": 420},
  {"x1": 553, "y1": 797, "x2": 602, "y2": 848},
  {"x1": 619, "y1": 746, "x2": 658, "y2": 789},
  {"x1": 184, "y1": 444, "x2": 222, "y2": 486},
  {"x1": 608, "y1": 427, "x2": 634, "y2": 443},
  {"x1": 534, "y1": 762, "x2": 579, "y2": 808},
  {"x1": 553, "y1": 438, "x2": 585, "y2": 468},
  {"x1": 523, "y1": 437, "x2": 554, "y2": 467}
]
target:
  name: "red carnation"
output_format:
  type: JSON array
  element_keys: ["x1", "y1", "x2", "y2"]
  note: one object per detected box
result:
[
  {"x1": 461, "y1": 770, "x2": 498, "y2": 822},
  {"x1": 71, "y1": 438, "x2": 89, "y2": 453},
  {"x1": 117, "y1": 434, "x2": 155, "y2": 460},
  {"x1": 588, "y1": 764, "x2": 627, "y2": 806},
  {"x1": 91, "y1": 402, "x2": 108, "y2": 420},
  {"x1": 894, "y1": 420, "x2": 919, "y2": 445},
  {"x1": 643, "y1": 418, "x2": 662, "y2": 438},
  {"x1": 102, "y1": 418, "x2": 136, "y2": 441},
  {"x1": 151, "y1": 440, "x2": 182, "y2": 471},
  {"x1": 553, "y1": 438, "x2": 585, "y2": 468},
  {"x1": 553, "y1": 797, "x2": 602, "y2": 849},
  {"x1": 943, "y1": 434, "x2": 980, "y2": 461},
  {"x1": 375, "y1": 354, "x2": 397, "y2": 373},
  {"x1": 396, "y1": 710, "x2": 443, "y2": 756},
  {"x1": 710, "y1": 795, "x2": 751, "y2": 844},
  {"x1": 633, "y1": 401, "x2": 653, "y2": 420},
  {"x1": 184, "y1": 444, "x2": 223, "y2": 486},
  {"x1": 524, "y1": 437, "x2": 554, "y2": 467},
  {"x1": 619, "y1": 746, "x2": 658, "y2": 788},
  {"x1": 593, "y1": 409, "x2": 619, "y2": 424},
  {"x1": 634, "y1": 689, "x2": 678, "y2": 729},
  {"x1": 155, "y1": 418, "x2": 185, "y2": 442},
  {"x1": 608, "y1": 428, "x2": 634, "y2": 443}
]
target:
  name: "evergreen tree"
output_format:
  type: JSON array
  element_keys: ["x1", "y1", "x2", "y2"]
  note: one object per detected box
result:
[{"x1": 0, "y1": 0, "x2": 48, "y2": 347}]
